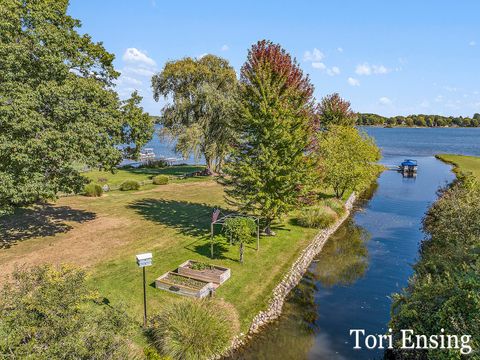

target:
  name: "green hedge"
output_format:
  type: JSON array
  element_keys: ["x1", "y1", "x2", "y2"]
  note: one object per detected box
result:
[{"x1": 119, "y1": 180, "x2": 141, "y2": 191}]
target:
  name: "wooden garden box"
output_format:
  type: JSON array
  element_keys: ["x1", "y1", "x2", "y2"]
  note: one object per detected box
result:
[
  {"x1": 177, "y1": 260, "x2": 231, "y2": 285},
  {"x1": 155, "y1": 271, "x2": 213, "y2": 298}
]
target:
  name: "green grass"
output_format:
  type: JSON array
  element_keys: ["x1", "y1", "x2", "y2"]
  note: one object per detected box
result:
[
  {"x1": 436, "y1": 154, "x2": 480, "y2": 179},
  {"x1": 85, "y1": 165, "x2": 206, "y2": 187},
  {"x1": 0, "y1": 172, "x2": 319, "y2": 349}
]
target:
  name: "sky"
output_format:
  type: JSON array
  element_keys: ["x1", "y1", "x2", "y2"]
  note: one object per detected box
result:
[{"x1": 69, "y1": 0, "x2": 480, "y2": 117}]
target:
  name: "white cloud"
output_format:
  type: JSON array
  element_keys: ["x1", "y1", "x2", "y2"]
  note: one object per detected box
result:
[
  {"x1": 435, "y1": 95, "x2": 444, "y2": 103},
  {"x1": 312, "y1": 62, "x2": 326, "y2": 70},
  {"x1": 379, "y1": 97, "x2": 392, "y2": 105},
  {"x1": 303, "y1": 48, "x2": 324, "y2": 62},
  {"x1": 197, "y1": 53, "x2": 208, "y2": 59},
  {"x1": 469, "y1": 40, "x2": 476, "y2": 46},
  {"x1": 122, "y1": 48, "x2": 156, "y2": 66},
  {"x1": 122, "y1": 66, "x2": 155, "y2": 77},
  {"x1": 116, "y1": 76, "x2": 142, "y2": 86},
  {"x1": 326, "y1": 66, "x2": 340, "y2": 76},
  {"x1": 221, "y1": 44, "x2": 229, "y2": 51},
  {"x1": 355, "y1": 63, "x2": 390, "y2": 75},
  {"x1": 347, "y1": 77, "x2": 360, "y2": 86},
  {"x1": 337, "y1": 47, "x2": 343, "y2": 53}
]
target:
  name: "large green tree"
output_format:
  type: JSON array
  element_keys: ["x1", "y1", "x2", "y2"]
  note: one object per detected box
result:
[
  {"x1": 222, "y1": 40, "x2": 317, "y2": 234},
  {"x1": 317, "y1": 125, "x2": 380, "y2": 198},
  {"x1": 0, "y1": 0, "x2": 154, "y2": 215},
  {"x1": 152, "y1": 55, "x2": 238, "y2": 173},
  {"x1": 0, "y1": 265, "x2": 133, "y2": 359},
  {"x1": 318, "y1": 93, "x2": 357, "y2": 128}
]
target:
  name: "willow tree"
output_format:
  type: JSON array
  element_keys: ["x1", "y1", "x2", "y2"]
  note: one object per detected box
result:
[
  {"x1": 222, "y1": 40, "x2": 317, "y2": 235},
  {"x1": 0, "y1": 0, "x2": 154, "y2": 215},
  {"x1": 152, "y1": 55, "x2": 238, "y2": 173}
]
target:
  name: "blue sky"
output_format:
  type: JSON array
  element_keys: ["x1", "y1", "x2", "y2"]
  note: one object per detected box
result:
[{"x1": 69, "y1": 0, "x2": 480, "y2": 117}]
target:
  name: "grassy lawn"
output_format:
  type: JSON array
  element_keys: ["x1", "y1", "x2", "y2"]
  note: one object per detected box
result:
[
  {"x1": 85, "y1": 165, "x2": 207, "y2": 188},
  {"x1": 436, "y1": 154, "x2": 480, "y2": 179},
  {"x1": 0, "y1": 165, "x2": 320, "y2": 347}
]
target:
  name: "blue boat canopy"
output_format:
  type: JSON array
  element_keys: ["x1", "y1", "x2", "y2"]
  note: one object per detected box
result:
[{"x1": 401, "y1": 159, "x2": 417, "y2": 166}]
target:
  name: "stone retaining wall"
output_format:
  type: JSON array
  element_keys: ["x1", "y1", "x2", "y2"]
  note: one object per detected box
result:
[{"x1": 219, "y1": 193, "x2": 357, "y2": 357}]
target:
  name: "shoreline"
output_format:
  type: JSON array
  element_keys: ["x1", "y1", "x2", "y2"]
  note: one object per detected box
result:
[{"x1": 218, "y1": 192, "x2": 357, "y2": 358}]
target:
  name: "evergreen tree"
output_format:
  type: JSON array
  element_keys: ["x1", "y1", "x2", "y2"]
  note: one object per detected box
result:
[{"x1": 222, "y1": 40, "x2": 317, "y2": 234}]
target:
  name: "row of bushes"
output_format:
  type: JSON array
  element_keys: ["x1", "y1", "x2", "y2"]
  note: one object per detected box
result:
[
  {"x1": 297, "y1": 198, "x2": 347, "y2": 228},
  {"x1": 387, "y1": 177, "x2": 480, "y2": 359},
  {"x1": 83, "y1": 175, "x2": 170, "y2": 197}
]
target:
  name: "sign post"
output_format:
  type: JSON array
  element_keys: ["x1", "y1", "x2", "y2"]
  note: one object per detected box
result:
[{"x1": 136, "y1": 252, "x2": 152, "y2": 327}]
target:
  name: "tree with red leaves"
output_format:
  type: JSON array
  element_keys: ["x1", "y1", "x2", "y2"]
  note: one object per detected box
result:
[
  {"x1": 318, "y1": 93, "x2": 358, "y2": 128},
  {"x1": 222, "y1": 40, "x2": 317, "y2": 235}
]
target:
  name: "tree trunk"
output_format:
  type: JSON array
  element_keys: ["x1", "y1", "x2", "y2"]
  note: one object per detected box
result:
[{"x1": 239, "y1": 242, "x2": 244, "y2": 263}]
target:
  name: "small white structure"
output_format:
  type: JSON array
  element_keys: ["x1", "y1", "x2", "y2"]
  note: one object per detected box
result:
[{"x1": 136, "y1": 252, "x2": 152, "y2": 267}]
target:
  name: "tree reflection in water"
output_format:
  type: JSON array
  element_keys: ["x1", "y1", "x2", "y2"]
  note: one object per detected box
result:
[{"x1": 312, "y1": 219, "x2": 370, "y2": 287}]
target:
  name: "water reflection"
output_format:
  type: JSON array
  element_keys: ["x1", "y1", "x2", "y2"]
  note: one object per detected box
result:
[
  {"x1": 228, "y1": 219, "x2": 371, "y2": 360},
  {"x1": 312, "y1": 220, "x2": 370, "y2": 288}
]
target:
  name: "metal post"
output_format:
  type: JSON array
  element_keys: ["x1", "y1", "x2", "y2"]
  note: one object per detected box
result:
[
  {"x1": 142, "y1": 266, "x2": 147, "y2": 327},
  {"x1": 210, "y1": 223, "x2": 214, "y2": 259},
  {"x1": 256, "y1": 218, "x2": 260, "y2": 251}
]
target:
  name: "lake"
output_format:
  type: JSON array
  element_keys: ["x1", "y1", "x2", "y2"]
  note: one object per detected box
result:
[{"x1": 227, "y1": 127, "x2": 479, "y2": 359}]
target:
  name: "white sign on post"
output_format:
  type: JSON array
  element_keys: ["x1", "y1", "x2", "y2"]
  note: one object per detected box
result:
[{"x1": 136, "y1": 253, "x2": 152, "y2": 267}]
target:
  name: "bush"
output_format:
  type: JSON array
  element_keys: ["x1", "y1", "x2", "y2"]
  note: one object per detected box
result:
[
  {"x1": 141, "y1": 159, "x2": 168, "y2": 169},
  {"x1": 297, "y1": 205, "x2": 338, "y2": 228},
  {"x1": 84, "y1": 183, "x2": 103, "y2": 197},
  {"x1": 151, "y1": 299, "x2": 239, "y2": 360},
  {"x1": 119, "y1": 180, "x2": 141, "y2": 191},
  {"x1": 152, "y1": 175, "x2": 169, "y2": 185},
  {"x1": 0, "y1": 265, "x2": 132, "y2": 359},
  {"x1": 321, "y1": 198, "x2": 346, "y2": 216}
]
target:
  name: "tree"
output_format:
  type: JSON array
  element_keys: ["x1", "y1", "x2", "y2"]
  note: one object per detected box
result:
[
  {"x1": 317, "y1": 125, "x2": 381, "y2": 198},
  {"x1": 152, "y1": 55, "x2": 238, "y2": 173},
  {"x1": 224, "y1": 217, "x2": 256, "y2": 263},
  {"x1": 0, "y1": 265, "x2": 133, "y2": 359},
  {"x1": 318, "y1": 93, "x2": 357, "y2": 128},
  {"x1": 0, "y1": 0, "x2": 154, "y2": 215},
  {"x1": 222, "y1": 40, "x2": 317, "y2": 234}
]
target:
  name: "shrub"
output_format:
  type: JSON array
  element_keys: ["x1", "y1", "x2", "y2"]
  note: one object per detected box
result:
[
  {"x1": 297, "y1": 205, "x2": 338, "y2": 228},
  {"x1": 119, "y1": 180, "x2": 141, "y2": 191},
  {"x1": 0, "y1": 265, "x2": 132, "y2": 359},
  {"x1": 321, "y1": 198, "x2": 346, "y2": 216},
  {"x1": 150, "y1": 299, "x2": 239, "y2": 360},
  {"x1": 152, "y1": 175, "x2": 169, "y2": 185},
  {"x1": 84, "y1": 183, "x2": 103, "y2": 197},
  {"x1": 141, "y1": 159, "x2": 168, "y2": 169},
  {"x1": 224, "y1": 217, "x2": 257, "y2": 263}
]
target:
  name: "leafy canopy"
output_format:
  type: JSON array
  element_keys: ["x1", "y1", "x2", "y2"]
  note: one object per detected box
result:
[
  {"x1": 317, "y1": 125, "x2": 381, "y2": 198},
  {"x1": 318, "y1": 93, "x2": 357, "y2": 128},
  {"x1": 152, "y1": 55, "x2": 238, "y2": 172},
  {"x1": 0, "y1": 264, "x2": 133, "y2": 359},
  {"x1": 222, "y1": 40, "x2": 317, "y2": 233},
  {"x1": 0, "y1": 0, "x2": 154, "y2": 215}
]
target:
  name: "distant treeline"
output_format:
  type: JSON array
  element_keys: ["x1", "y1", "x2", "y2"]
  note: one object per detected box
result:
[{"x1": 358, "y1": 113, "x2": 480, "y2": 127}]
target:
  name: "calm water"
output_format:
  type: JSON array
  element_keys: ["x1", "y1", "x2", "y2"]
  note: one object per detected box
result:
[{"x1": 227, "y1": 127, "x2": 480, "y2": 360}]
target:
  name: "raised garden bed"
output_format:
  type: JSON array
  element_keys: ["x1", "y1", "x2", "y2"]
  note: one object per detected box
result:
[
  {"x1": 155, "y1": 271, "x2": 213, "y2": 298},
  {"x1": 177, "y1": 260, "x2": 231, "y2": 285}
]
